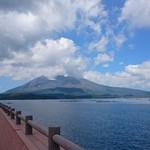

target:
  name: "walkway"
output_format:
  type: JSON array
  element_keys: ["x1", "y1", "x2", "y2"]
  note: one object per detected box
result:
[{"x1": 0, "y1": 109, "x2": 48, "y2": 150}]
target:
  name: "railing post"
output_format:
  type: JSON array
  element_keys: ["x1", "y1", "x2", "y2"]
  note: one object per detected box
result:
[
  {"x1": 2, "y1": 105, "x2": 5, "y2": 111},
  {"x1": 4, "y1": 105, "x2": 7, "y2": 112},
  {"x1": 4, "y1": 105, "x2": 6, "y2": 112},
  {"x1": 10, "y1": 108, "x2": 15, "y2": 119},
  {"x1": 5, "y1": 106, "x2": 8, "y2": 113},
  {"x1": 2, "y1": 104, "x2": 4, "y2": 111},
  {"x1": 7, "y1": 107, "x2": 11, "y2": 116},
  {"x1": 16, "y1": 111, "x2": 21, "y2": 124},
  {"x1": 25, "y1": 115, "x2": 33, "y2": 135},
  {"x1": 48, "y1": 126, "x2": 60, "y2": 150},
  {"x1": 2, "y1": 104, "x2": 5, "y2": 112}
]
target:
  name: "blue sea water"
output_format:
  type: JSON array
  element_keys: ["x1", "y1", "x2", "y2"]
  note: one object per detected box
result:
[{"x1": 1, "y1": 98, "x2": 150, "y2": 150}]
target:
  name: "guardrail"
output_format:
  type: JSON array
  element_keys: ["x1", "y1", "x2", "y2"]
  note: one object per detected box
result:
[{"x1": 0, "y1": 103, "x2": 84, "y2": 150}]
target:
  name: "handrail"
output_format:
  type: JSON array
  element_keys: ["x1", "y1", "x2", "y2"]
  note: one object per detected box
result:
[
  {"x1": 53, "y1": 134, "x2": 84, "y2": 150},
  {"x1": 12, "y1": 110, "x2": 16, "y2": 115},
  {"x1": 27, "y1": 120, "x2": 48, "y2": 137},
  {"x1": 0, "y1": 102, "x2": 85, "y2": 150},
  {"x1": 18, "y1": 114, "x2": 26, "y2": 122}
]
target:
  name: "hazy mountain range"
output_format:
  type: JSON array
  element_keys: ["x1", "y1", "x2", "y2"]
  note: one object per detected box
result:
[{"x1": 1, "y1": 75, "x2": 150, "y2": 99}]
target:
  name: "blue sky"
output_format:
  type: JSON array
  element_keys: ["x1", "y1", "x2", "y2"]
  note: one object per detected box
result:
[{"x1": 0, "y1": 0, "x2": 150, "y2": 92}]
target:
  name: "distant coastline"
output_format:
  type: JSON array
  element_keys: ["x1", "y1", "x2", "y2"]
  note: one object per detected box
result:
[{"x1": 0, "y1": 92, "x2": 149, "y2": 100}]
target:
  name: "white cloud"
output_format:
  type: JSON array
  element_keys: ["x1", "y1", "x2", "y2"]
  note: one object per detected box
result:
[
  {"x1": 0, "y1": 11, "x2": 38, "y2": 36},
  {"x1": 0, "y1": 11, "x2": 39, "y2": 59},
  {"x1": 36, "y1": 0, "x2": 77, "y2": 32},
  {"x1": 74, "y1": 0, "x2": 107, "y2": 33},
  {"x1": 32, "y1": 38, "x2": 76, "y2": 66},
  {"x1": 84, "y1": 59, "x2": 150, "y2": 91},
  {"x1": 0, "y1": 0, "x2": 109, "y2": 80},
  {"x1": 88, "y1": 29, "x2": 126, "y2": 68},
  {"x1": 0, "y1": 0, "x2": 107, "y2": 58},
  {"x1": 0, "y1": 0, "x2": 77, "y2": 59},
  {"x1": 91, "y1": 29, "x2": 126, "y2": 51},
  {"x1": 89, "y1": 36, "x2": 108, "y2": 52},
  {"x1": 0, "y1": 38, "x2": 86, "y2": 79},
  {"x1": 119, "y1": 0, "x2": 150, "y2": 28},
  {"x1": 85, "y1": 19, "x2": 102, "y2": 34},
  {"x1": 114, "y1": 33, "x2": 126, "y2": 48},
  {"x1": 75, "y1": 0, "x2": 105, "y2": 18},
  {"x1": 95, "y1": 53, "x2": 114, "y2": 66},
  {"x1": 125, "y1": 61, "x2": 150, "y2": 80}
]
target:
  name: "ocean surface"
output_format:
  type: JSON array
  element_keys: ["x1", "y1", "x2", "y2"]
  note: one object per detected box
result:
[{"x1": 1, "y1": 98, "x2": 150, "y2": 150}]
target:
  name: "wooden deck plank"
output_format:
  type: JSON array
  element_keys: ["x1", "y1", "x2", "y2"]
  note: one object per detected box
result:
[{"x1": 0, "y1": 110, "x2": 48, "y2": 150}]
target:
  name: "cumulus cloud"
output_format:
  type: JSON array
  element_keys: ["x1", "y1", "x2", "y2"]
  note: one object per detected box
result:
[
  {"x1": 119, "y1": 0, "x2": 150, "y2": 28},
  {"x1": 0, "y1": 38, "x2": 86, "y2": 79},
  {"x1": 0, "y1": 0, "x2": 108, "y2": 79},
  {"x1": 0, "y1": 0, "x2": 77, "y2": 59},
  {"x1": 125, "y1": 61, "x2": 150, "y2": 80},
  {"x1": 0, "y1": 11, "x2": 39, "y2": 60},
  {"x1": 0, "y1": 0, "x2": 107, "y2": 56},
  {"x1": 32, "y1": 38, "x2": 76, "y2": 66},
  {"x1": 84, "y1": 60, "x2": 150, "y2": 91}
]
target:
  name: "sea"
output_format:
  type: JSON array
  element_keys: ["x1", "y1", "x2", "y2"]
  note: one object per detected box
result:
[{"x1": 1, "y1": 98, "x2": 150, "y2": 150}]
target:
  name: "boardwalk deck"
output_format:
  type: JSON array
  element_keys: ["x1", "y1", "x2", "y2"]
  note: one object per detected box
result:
[{"x1": 0, "y1": 109, "x2": 48, "y2": 150}]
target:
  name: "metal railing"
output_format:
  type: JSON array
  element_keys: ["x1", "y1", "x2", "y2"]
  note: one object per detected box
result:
[{"x1": 0, "y1": 103, "x2": 84, "y2": 150}]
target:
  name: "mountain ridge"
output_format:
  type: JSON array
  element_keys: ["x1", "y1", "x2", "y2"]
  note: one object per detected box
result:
[{"x1": 1, "y1": 75, "x2": 150, "y2": 99}]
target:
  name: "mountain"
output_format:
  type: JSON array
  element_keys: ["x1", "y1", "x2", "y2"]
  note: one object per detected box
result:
[{"x1": 1, "y1": 75, "x2": 150, "y2": 99}]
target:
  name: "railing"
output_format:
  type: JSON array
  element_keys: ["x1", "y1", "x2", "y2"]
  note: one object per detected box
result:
[{"x1": 0, "y1": 103, "x2": 84, "y2": 150}]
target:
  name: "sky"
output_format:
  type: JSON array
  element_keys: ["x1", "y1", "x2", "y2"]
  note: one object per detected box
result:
[{"x1": 0, "y1": 0, "x2": 150, "y2": 92}]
